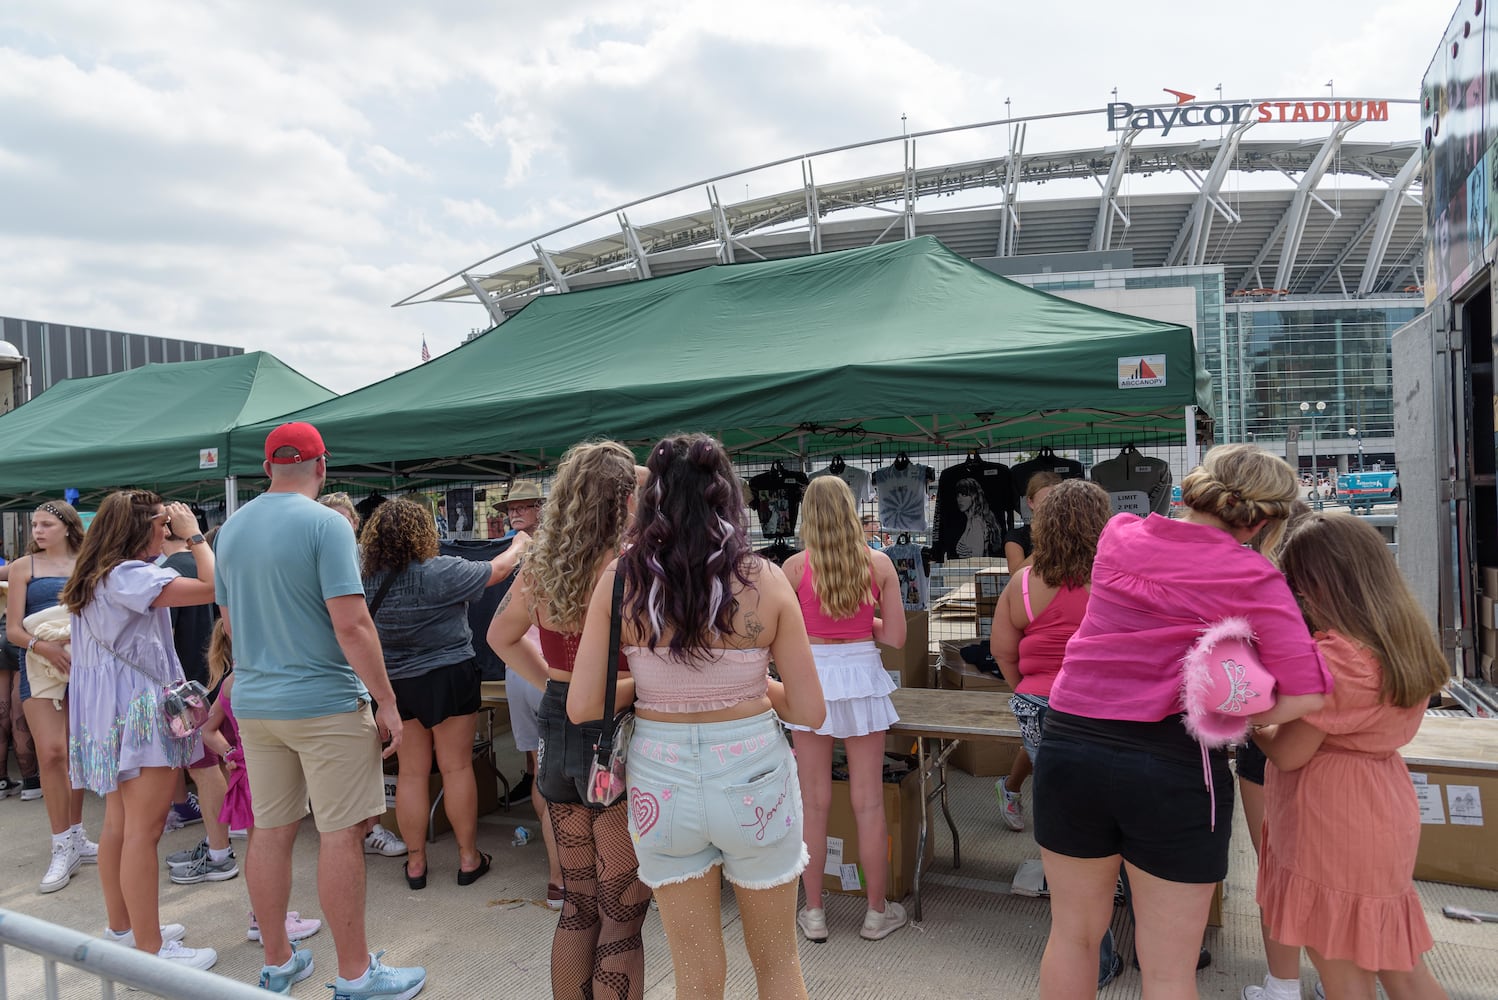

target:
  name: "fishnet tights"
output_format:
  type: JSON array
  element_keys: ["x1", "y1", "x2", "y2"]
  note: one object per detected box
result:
[{"x1": 549, "y1": 800, "x2": 650, "y2": 1000}]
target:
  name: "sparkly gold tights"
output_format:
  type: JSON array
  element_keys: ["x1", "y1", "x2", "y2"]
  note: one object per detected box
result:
[
  {"x1": 654, "y1": 873, "x2": 808, "y2": 1000},
  {"x1": 549, "y1": 800, "x2": 651, "y2": 1000}
]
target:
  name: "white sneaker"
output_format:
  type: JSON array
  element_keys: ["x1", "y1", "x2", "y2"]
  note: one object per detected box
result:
[
  {"x1": 860, "y1": 900, "x2": 908, "y2": 940},
  {"x1": 39, "y1": 839, "x2": 81, "y2": 893},
  {"x1": 73, "y1": 828, "x2": 99, "y2": 865},
  {"x1": 363, "y1": 823, "x2": 407, "y2": 857},
  {"x1": 156, "y1": 939, "x2": 216, "y2": 971},
  {"x1": 100, "y1": 923, "x2": 187, "y2": 948},
  {"x1": 995, "y1": 779, "x2": 1025, "y2": 831},
  {"x1": 796, "y1": 906, "x2": 829, "y2": 942}
]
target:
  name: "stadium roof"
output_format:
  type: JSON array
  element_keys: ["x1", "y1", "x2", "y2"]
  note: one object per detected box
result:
[{"x1": 400, "y1": 101, "x2": 1423, "y2": 319}]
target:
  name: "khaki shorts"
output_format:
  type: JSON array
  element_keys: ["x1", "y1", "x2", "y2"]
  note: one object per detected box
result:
[{"x1": 238, "y1": 704, "x2": 385, "y2": 833}]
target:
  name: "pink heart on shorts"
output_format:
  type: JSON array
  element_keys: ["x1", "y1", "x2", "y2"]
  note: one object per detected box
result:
[
  {"x1": 729, "y1": 741, "x2": 744, "y2": 756},
  {"x1": 630, "y1": 788, "x2": 661, "y2": 837}
]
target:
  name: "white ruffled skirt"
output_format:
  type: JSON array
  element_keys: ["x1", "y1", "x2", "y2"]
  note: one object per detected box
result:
[{"x1": 785, "y1": 640, "x2": 898, "y2": 739}]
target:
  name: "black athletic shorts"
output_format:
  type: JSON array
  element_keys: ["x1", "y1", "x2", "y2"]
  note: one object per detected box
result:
[
  {"x1": 1235, "y1": 733, "x2": 1267, "y2": 786},
  {"x1": 1034, "y1": 711, "x2": 1233, "y2": 884},
  {"x1": 390, "y1": 657, "x2": 482, "y2": 730}
]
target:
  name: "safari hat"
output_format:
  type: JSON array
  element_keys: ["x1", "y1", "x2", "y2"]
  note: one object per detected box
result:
[{"x1": 494, "y1": 480, "x2": 544, "y2": 509}]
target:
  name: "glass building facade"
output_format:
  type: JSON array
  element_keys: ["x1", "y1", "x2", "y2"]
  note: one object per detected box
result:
[{"x1": 1006, "y1": 268, "x2": 1422, "y2": 468}]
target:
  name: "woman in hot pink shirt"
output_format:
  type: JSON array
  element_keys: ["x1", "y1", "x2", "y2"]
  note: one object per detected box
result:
[{"x1": 1034, "y1": 444, "x2": 1332, "y2": 998}]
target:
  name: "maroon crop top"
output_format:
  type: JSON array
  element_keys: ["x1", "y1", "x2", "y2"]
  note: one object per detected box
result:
[{"x1": 537, "y1": 623, "x2": 629, "y2": 675}]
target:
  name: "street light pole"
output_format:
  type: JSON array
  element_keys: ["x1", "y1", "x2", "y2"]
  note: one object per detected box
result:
[
  {"x1": 1349, "y1": 426, "x2": 1363, "y2": 472},
  {"x1": 1300, "y1": 400, "x2": 1326, "y2": 508}
]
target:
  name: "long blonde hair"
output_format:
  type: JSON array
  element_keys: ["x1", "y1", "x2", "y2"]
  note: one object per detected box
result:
[
  {"x1": 800, "y1": 476, "x2": 871, "y2": 619},
  {"x1": 1279, "y1": 513, "x2": 1448, "y2": 709},
  {"x1": 520, "y1": 441, "x2": 637, "y2": 632}
]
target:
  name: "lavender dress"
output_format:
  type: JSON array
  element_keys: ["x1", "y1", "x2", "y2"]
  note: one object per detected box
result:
[{"x1": 68, "y1": 561, "x2": 200, "y2": 794}]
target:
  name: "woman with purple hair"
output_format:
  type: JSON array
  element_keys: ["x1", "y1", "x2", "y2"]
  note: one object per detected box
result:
[{"x1": 569, "y1": 433, "x2": 825, "y2": 1000}]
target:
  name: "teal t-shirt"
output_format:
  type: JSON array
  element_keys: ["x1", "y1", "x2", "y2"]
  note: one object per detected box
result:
[{"x1": 214, "y1": 492, "x2": 369, "y2": 719}]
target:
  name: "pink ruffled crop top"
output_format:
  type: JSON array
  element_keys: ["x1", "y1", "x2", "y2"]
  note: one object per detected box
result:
[
  {"x1": 625, "y1": 644, "x2": 770, "y2": 713},
  {"x1": 796, "y1": 561, "x2": 878, "y2": 640}
]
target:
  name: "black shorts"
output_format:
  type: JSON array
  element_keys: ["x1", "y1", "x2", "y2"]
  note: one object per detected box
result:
[
  {"x1": 536, "y1": 680, "x2": 605, "y2": 807},
  {"x1": 390, "y1": 658, "x2": 481, "y2": 730},
  {"x1": 1235, "y1": 733, "x2": 1267, "y2": 786},
  {"x1": 1033, "y1": 728, "x2": 1234, "y2": 884}
]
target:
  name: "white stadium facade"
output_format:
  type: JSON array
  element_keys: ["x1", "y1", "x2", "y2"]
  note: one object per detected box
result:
[{"x1": 402, "y1": 96, "x2": 1424, "y2": 472}]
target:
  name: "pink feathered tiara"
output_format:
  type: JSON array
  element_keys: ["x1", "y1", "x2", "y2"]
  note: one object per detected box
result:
[{"x1": 1180, "y1": 616, "x2": 1278, "y2": 748}]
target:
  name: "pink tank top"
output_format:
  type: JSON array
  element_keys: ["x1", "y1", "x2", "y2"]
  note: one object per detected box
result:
[
  {"x1": 1015, "y1": 566, "x2": 1089, "y2": 697},
  {"x1": 625, "y1": 645, "x2": 770, "y2": 713},
  {"x1": 796, "y1": 560, "x2": 878, "y2": 640}
]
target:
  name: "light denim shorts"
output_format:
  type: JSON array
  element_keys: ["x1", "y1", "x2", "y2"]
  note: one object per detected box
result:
[{"x1": 625, "y1": 710, "x2": 809, "y2": 890}]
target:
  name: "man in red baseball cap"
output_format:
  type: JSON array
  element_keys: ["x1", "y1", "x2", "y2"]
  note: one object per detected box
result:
[
  {"x1": 263, "y1": 422, "x2": 329, "y2": 465},
  {"x1": 215, "y1": 421, "x2": 425, "y2": 996}
]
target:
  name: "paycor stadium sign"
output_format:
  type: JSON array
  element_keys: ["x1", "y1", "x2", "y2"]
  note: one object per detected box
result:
[{"x1": 1107, "y1": 90, "x2": 1390, "y2": 136}]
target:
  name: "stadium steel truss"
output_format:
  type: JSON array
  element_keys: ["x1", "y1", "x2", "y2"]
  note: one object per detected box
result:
[{"x1": 397, "y1": 100, "x2": 1423, "y2": 325}]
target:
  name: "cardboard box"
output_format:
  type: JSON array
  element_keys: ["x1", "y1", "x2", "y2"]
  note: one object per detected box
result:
[
  {"x1": 977, "y1": 614, "x2": 994, "y2": 640},
  {"x1": 1207, "y1": 881, "x2": 1224, "y2": 928},
  {"x1": 1483, "y1": 654, "x2": 1496, "y2": 685},
  {"x1": 1482, "y1": 627, "x2": 1498, "y2": 660},
  {"x1": 380, "y1": 753, "x2": 502, "y2": 841},
  {"x1": 975, "y1": 594, "x2": 999, "y2": 618},
  {"x1": 974, "y1": 567, "x2": 1006, "y2": 598},
  {"x1": 950, "y1": 736, "x2": 1020, "y2": 778},
  {"x1": 937, "y1": 648, "x2": 1010, "y2": 693},
  {"x1": 1483, "y1": 566, "x2": 1498, "y2": 597},
  {"x1": 878, "y1": 610, "x2": 931, "y2": 689},
  {"x1": 819, "y1": 758, "x2": 935, "y2": 901},
  {"x1": 1410, "y1": 764, "x2": 1498, "y2": 889}
]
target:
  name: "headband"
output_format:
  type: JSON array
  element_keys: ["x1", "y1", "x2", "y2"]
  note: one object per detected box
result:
[{"x1": 37, "y1": 503, "x2": 66, "y2": 520}]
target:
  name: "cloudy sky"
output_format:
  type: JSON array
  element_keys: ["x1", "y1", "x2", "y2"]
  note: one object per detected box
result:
[{"x1": 0, "y1": 0, "x2": 1454, "y2": 392}]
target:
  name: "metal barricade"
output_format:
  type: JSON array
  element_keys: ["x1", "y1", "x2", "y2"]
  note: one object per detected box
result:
[{"x1": 0, "y1": 908, "x2": 269, "y2": 999}]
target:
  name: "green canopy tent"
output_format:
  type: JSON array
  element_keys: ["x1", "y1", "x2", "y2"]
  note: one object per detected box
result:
[
  {"x1": 230, "y1": 237, "x2": 1213, "y2": 479},
  {"x1": 0, "y1": 351, "x2": 335, "y2": 510}
]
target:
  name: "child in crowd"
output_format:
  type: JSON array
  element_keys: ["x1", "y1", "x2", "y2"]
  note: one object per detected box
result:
[
  {"x1": 198, "y1": 620, "x2": 322, "y2": 989},
  {"x1": 1253, "y1": 514, "x2": 1450, "y2": 1000}
]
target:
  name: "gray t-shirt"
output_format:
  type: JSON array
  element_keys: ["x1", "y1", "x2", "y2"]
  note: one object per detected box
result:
[{"x1": 364, "y1": 556, "x2": 492, "y2": 680}]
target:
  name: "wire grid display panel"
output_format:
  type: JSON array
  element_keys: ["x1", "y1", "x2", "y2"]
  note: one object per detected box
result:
[{"x1": 735, "y1": 433, "x2": 1196, "y2": 659}]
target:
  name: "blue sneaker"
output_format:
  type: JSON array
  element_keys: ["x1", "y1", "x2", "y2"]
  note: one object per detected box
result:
[
  {"x1": 329, "y1": 951, "x2": 426, "y2": 1000},
  {"x1": 259, "y1": 946, "x2": 314, "y2": 993},
  {"x1": 163, "y1": 792, "x2": 203, "y2": 832}
]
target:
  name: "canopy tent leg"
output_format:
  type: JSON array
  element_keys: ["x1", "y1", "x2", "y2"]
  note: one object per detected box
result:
[{"x1": 224, "y1": 476, "x2": 239, "y2": 518}]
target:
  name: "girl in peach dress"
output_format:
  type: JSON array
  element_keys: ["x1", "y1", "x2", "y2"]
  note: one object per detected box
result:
[{"x1": 1254, "y1": 514, "x2": 1451, "y2": 1000}]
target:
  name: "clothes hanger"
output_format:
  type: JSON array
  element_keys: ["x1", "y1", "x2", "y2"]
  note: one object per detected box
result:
[
  {"x1": 770, "y1": 459, "x2": 786, "y2": 474},
  {"x1": 966, "y1": 448, "x2": 981, "y2": 465},
  {"x1": 897, "y1": 532, "x2": 911, "y2": 547},
  {"x1": 829, "y1": 454, "x2": 846, "y2": 474},
  {"x1": 893, "y1": 451, "x2": 910, "y2": 470}
]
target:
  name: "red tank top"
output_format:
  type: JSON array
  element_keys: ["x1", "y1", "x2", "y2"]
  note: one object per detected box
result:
[{"x1": 537, "y1": 624, "x2": 629, "y2": 675}]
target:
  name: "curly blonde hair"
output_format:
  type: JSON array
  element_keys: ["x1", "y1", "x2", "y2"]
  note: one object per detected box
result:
[
  {"x1": 360, "y1": 498, "x2": 439, "y2": 575},
  {"x1": 800, "y1": 476, "x2": 872, "y2": 619},
  {"x1": 521, "y1": 441, "x2": 637, "y2": 632},
  {"x1": 1180, "y1": 444, "x2": 1298, "y2": 555}
]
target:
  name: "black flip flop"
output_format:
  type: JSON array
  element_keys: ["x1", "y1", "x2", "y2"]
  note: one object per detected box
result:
[{"x1": 457, "y1": 852, "x2": 492, "y2": 886}]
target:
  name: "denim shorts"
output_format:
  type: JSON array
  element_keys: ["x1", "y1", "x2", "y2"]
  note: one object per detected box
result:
[{"x1": 625, "y1": 710, "x2": 809, "y2": 890}]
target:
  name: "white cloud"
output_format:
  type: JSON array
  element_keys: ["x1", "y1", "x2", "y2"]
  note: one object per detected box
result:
[{"x1": 0, "y1": 0, "x2": 1449, "y2": 394}]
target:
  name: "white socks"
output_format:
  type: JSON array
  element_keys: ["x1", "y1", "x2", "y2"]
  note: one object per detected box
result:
[
  {"x1": 209, "y1": 846, "x2": 233, "y2": 863},
  {"x1": 51, "y1": 831, "x2": 70, "y2": 851}
]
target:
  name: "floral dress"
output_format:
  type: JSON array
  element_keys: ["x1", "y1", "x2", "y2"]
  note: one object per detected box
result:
[{"x1": 69, "y1": 561, "x2": 199, "y2": 794}]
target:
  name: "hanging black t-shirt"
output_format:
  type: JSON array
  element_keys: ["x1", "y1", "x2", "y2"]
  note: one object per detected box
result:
[
  {"x1": 748, "y1": 466, "x2": 810, "y2": 537},
  {"x1": 1009, "y1": 453, "x2": 1086, "y2": 502},
  {"x1": 1090, "y1": 447, "x2": 1173, "y2": 516},
  {"x1": 438, "y1": 535, "x2": 518, "y2": 681},
  {"x1": 931, "y1": 460, "x2": 1017, "y2": 561}
]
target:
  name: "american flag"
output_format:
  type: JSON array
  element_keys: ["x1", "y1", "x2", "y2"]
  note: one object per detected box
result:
[{"x1": 420, "y1": 336, "x2": 431, "y2": 363}]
